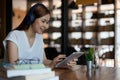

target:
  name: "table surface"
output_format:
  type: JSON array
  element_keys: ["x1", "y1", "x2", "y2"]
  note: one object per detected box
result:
[
  {"x1": 0, "y1": 65, "x2": 120, "y2": 80},
  {"x1": 53, "y1": 65, "x2": 120, "y2": 80}
]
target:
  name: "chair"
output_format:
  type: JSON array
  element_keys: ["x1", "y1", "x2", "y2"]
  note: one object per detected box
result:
[
  {"x1": 77, "y1": 47, "x2": 90, "y2": 65},
  {"x1": 66, "y1": 46, "x2": 77, "y2": 57},
  {"x1": 100, "y1": 51, "x2": 115, "y2": 67},
  {"x1": 45, "y1": 47, "x2": 59, "y2": 60}
]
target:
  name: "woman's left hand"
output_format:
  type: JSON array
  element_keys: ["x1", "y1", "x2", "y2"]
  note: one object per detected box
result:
[{"x1": 67, "y1": 59, "x2": 78, "y2": 68}]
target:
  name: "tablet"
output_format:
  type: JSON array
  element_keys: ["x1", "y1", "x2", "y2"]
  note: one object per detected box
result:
[{"x1": 55, "y1": 52, "x2": 84, "y2": 68}]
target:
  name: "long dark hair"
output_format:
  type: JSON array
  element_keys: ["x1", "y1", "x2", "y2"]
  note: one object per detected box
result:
[{"x1": 15, "y1": 3, "x2": 50, "y2": 30}]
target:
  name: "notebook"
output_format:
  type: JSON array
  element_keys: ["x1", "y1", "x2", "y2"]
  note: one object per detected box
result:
[{"x1": 55, "y1": 52, "x2": 84, "y2": 68}]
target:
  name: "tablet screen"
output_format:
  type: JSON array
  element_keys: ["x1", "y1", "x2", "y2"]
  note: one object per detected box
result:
[{"x1": 55, "y1": 52, "x2": 84, "y2": 68}]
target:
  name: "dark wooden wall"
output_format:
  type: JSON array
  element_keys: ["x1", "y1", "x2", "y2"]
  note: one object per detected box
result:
[{"x1": 0, "y1": 0, "x2": 6, "y2": 58}]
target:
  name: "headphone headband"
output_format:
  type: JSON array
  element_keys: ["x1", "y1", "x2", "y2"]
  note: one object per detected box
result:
[{"x1": 26, "y1": 3, "x2": 41, "y2": 26}]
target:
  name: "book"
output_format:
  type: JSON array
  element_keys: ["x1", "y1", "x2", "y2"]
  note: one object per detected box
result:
[
  {"x1": 7, "y1": 71, "x2": 56, "y2": 80},
  {"x1": 41, "y1": 76, "x2": 59, "y2": 80},
  {"x1": 13, "y1": 63, "x2": 46, "y2": 70},
  {"x1": 0, "y1": 63, "x2": 52, "y2": 78}
]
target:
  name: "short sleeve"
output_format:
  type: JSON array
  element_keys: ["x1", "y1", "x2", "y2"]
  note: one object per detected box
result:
[{"x1": 3, "y1": 31, "x2": 18, "y2": 50}]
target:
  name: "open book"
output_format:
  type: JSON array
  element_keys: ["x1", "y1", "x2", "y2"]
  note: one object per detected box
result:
[{"x1": 55, "y1": 52, "x2": 84, "y2": 68}]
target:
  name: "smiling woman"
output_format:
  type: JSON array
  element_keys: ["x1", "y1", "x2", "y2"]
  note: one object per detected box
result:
[
  {"x1": 2, "y1": 3, "x2": 77, "y2": 69},
  {"x1": 3, "y1": 3, "x2": 51, "y2": 64}
]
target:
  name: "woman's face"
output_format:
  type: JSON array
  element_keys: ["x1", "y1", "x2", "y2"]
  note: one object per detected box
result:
[{"x1": 32, "y1": 14, "x2": 50, "y2": 34}]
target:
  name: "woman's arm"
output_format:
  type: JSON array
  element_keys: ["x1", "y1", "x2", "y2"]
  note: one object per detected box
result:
[
  {"x1": 43, "y1": 51, "x2": 78, "y2": 69},
  {"x1": 42, "y1": 51, "x2": 52, "y2": 67},
  {"x1": 43, "y1": 51, "x2": 66, "y2": 68},
  {"x1": 6, "y1": 40, "x2": 18, "y2": 64}
]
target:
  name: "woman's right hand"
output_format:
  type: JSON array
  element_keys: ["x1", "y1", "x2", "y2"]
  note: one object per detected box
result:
[{"x1": 52, "y1": 54, "x2": 66, "y2": 66}]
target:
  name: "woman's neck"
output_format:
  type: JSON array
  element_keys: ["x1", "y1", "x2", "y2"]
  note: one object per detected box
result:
[
  {"x1": 25, "y1": 26, "x2": 36, "y2": 47},
  {"x1": 25, "y1": 27, "x2": 35, "y2": 39}
]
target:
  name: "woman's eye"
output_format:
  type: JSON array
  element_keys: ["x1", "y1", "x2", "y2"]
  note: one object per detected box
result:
[
  {"x1": 41, "y1": 20, "x2": 46, "y2": 23},
  {"x1": 46, "y1": 21, "x2": 50, "y2": 24},
  {"x1": 41, "y1": 20, "x2": 49, "y2": 24}
]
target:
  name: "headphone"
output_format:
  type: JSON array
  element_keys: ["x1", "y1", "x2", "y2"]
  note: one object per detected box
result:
[{"x1": 26, "y1": 3, "x2": 41, "y2": 26}]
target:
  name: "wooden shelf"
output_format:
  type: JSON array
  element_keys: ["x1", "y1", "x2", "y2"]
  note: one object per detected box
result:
[{"x1": 99, "y1": 25, "x2": 114, "y2": 31}]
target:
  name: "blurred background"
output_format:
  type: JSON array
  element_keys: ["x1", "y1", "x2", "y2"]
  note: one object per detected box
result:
[{"x1": 0, "y1": 0, "x2": 120, "y2": 67}]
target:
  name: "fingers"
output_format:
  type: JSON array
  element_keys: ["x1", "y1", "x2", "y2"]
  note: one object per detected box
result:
[
  {"x1": 57, "y1": 54, "x2": 66, "y2": 58},
  {"x1": 67, "y1": 60, "x2": 77, "y2": 66},
  {"x1": 53, "y1": 54, "x2": 66, "y2": 63},
  {"x1": 56, "y1": 54, "x2": 66, "y2": 61},
  {"x1": 73, "y1": 59, "x2": 78, "y2": 62},
  {"x1": 67, "y1": 59, "x2": 77, "y2": 67}
]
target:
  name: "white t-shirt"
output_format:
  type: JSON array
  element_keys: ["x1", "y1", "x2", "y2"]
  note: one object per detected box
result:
[{"x1": 3, "y1": 30, "x2": 44, "y2": 64}]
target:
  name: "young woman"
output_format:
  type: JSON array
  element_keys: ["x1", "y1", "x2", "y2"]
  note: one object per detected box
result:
[{"x1": 3, "y1": 3, "x2": 76, "y2": 68}]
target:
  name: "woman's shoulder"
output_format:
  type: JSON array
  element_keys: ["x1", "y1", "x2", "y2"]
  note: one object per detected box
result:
[
  {"x1": 9, "y1": 30, "x2": 23, "y2": 33},
  {"x1": 8, "y1": 30, "x2": 23, "y2": 36},
  {"x1": 3, "y1": 30, "x2": 24, "y2": 47},
  {"x1": 5, "y1": 30, "x2": 24, "y2": 40}
]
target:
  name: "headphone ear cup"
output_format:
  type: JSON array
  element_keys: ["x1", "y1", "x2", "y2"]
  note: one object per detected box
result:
[
  {"x1": 26, "y1": 12, "x2": 35, "y2": 26},
  {"x1": 30, "y1": 13, "x2": 35, "y2": 24}
]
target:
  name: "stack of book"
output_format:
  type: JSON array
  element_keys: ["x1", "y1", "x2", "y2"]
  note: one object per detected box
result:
[{"x1": 0, "y1": 63, "x2": 59, "y2": 80}]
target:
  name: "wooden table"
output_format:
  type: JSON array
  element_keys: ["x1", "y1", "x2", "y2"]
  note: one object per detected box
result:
[{"x1": 53, "y1": 65, "x2": 120, "y2": 80}]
